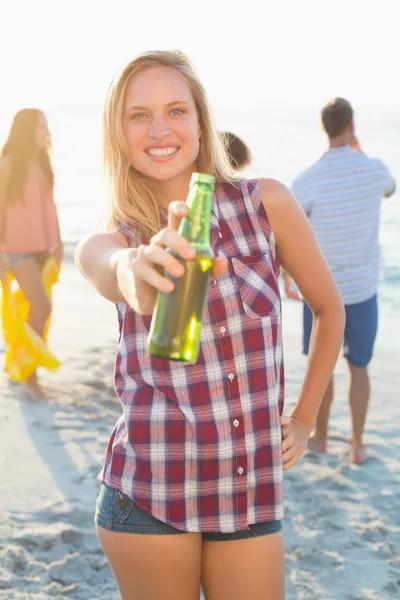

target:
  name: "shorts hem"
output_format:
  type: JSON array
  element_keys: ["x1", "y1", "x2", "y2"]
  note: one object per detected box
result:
[
  {"x1": 95, "y1": 482, "x2": 283, "y2": 539},
  {"x1": 94, "y1": 514, "x2": 185, "y2": 535},
  {"x1": 94, "y1": 513, "x2": 283, "y2": 539},
  {"x1": 344, "y1": 353, "x2": 371, "y2": 368},
  {"x1": 203, "y1": 520, "x2": 283, "y2": 542}
]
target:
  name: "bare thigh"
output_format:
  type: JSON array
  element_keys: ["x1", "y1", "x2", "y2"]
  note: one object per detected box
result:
[
  {"x1": 96, "y1": 525, "x2": 202, "y2": 600},
  {"x1": 201, "y1": 531, "x2": 285, "y2": 600},
  {"x1": 11, "y1": 258, "x2": 51, "y2": 336}
]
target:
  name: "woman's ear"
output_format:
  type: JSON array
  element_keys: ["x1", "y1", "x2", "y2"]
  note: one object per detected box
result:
[{"x1": 198, "y1": 124, "x2": 202, "y2": 139}]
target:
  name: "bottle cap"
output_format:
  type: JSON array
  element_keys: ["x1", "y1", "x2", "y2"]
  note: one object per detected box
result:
[{"x1": 190, "y1": 173, "x2": 215, "y2": 187}]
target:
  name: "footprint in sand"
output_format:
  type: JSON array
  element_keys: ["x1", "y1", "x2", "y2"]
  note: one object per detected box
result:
[{"x1": 0, "y1": 545, "x2": 29, "y2": 574}]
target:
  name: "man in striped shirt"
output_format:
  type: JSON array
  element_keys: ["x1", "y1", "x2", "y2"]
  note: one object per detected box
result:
[{"x1": 288, "y1": 98, "x2": 396, "y2": 464}]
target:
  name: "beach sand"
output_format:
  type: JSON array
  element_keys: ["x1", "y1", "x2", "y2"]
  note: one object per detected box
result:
[{"x1": 0, "y1": 263, "x2": 399, "y2": 599}]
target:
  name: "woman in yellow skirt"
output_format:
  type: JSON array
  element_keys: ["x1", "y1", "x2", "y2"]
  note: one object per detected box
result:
[{"x1": 0, "y1": 109, "x2": 62, "y2": 400}]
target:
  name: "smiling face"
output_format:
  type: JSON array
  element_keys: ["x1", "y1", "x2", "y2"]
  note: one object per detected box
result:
[{"x1": 122, "y1": 66, "x2": 201, "y2": 183}]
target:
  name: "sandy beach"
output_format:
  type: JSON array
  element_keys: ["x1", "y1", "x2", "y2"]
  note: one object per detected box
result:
[{"x1": 0, "y1": 262, "x2": 399, "y2": 600}]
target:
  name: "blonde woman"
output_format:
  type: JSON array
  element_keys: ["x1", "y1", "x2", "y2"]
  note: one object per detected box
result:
[{"x1": 75, "y1": 50, "x2": 345, "y2": 600}]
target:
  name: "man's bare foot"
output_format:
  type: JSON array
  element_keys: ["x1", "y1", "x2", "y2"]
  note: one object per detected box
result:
[
  {"x1": 21, "y1": 373, "x2": 49, "y2": 402},
  {"x1": 350, "y1": 445, "x2": 374, "y2": 465},
  {"x1": 307, "y1": 436, "x2": 327, "y2": 453}
]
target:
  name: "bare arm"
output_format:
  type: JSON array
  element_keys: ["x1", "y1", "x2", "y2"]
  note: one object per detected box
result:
[
  {"x1": 75, "y1": 203, "x2": 228, "y2": 312},
  {"x1": 260, "y1": 179, "x2": 345, "y2": 468},
  {"x1": 261, "y1": 178, "x2": 345, "y2": 426},
  {"x1": 74, "y1": 231, "x2": 130, "y2": 303}
]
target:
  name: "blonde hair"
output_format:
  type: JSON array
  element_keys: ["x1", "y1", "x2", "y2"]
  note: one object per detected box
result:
[{"x1": 101, "y1": 49, "x2": 235, "y2": 240}]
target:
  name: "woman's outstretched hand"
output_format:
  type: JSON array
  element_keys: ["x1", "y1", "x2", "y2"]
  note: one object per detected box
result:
[{"x1": 116, "y1": 201, "x2": 227, "y2": 315}]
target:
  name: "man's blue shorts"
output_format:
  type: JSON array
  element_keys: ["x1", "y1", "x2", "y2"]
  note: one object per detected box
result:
[{"x1": 303, "y1": 295, "x2": 378, "y2": 368}]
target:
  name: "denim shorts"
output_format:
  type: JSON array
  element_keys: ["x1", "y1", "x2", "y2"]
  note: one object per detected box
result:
[
  {"x1": 303, "y1": 295, "x2": 378, "y2": 368},
  {"x1": 94, "y1": 482, "x2": 282, "y2": 541}
]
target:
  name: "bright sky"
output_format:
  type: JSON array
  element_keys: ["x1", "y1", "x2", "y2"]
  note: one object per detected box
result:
[{"x1": 1, "y1": 0, "x2": 399, "y2": 117}]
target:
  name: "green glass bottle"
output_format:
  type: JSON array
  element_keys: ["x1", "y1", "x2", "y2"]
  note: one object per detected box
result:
[{"x1": 147, "y1": 173, "x2": 215, "y2": 364}]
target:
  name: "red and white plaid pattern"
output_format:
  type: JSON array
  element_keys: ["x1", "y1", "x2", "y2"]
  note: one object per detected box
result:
[{"x1": 100, "y1": 180, "x2": 284, "y2": 532}]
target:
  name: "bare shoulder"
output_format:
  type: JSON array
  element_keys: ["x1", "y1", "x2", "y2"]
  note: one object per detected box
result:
[
  {"x1": 258, "y1": 178, "x2": 295, "y2": 209},
  {"x1": 257, "y1": 178, "x2": 301, "y2": 234}
]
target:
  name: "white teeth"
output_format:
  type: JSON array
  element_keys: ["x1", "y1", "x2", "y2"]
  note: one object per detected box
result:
[{"x1": 147, "y1": 147, "x2": 178, "y2": 157}]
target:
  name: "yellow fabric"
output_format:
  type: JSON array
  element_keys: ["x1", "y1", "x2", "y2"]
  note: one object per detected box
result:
[{"x1": 1, "y1": 256, "x2": 61, "y2": 382}]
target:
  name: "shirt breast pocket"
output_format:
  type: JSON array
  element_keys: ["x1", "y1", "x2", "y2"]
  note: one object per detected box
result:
[{"x1": 231, "y1": 254, "x2": 280, "y2": 319}]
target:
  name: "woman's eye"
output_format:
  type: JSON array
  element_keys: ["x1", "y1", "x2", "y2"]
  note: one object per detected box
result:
[
  {"x1": 131, "y1": 113, "x2": 146, "y2": 120},
  {"x1": 170, "y1": 109, "x2": 185, "y2": 116}
]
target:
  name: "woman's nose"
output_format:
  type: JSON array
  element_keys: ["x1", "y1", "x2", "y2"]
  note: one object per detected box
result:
[{"x1": 149, "y1": 116, "x2": 171, "y2": 139}]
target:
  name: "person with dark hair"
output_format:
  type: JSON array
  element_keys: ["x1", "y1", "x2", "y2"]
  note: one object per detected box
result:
[
  {"x1": 321, "y1": 97, "x2": 354, "y2": 138},
  {"x1": 221, "y1": 131, "x2": 252, "y2": 171},
  {"x1": 0, "y1": 109, "x2": 62, "y2": 400},
  {"x1": 286, "y1": 98, "x2": 396, "y2": 464}
]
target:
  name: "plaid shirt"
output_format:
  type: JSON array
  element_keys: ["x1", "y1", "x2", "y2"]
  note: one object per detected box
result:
[{"x1": 100, "y1": 180, "x2": 284, "y2": 533}]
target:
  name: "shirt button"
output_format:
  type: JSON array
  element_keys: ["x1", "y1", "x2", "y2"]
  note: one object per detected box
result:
[
  {"x1": 228, "y1": 373, "x2": 235, "y2": 381},
  {"x1": 220, "y1": 326, "x2": 226, "y2": 334},
  {"x1": 233, "y1": 419, "x2": 239, "y2": 428},
  {"x1": 238, "y1": 466, "x2": 244, "y2": 475}
]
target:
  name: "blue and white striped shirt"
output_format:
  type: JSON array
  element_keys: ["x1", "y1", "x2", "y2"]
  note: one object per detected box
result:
[{"x1": 292, "y1": 146, "x2": 395, "y2": 305}]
